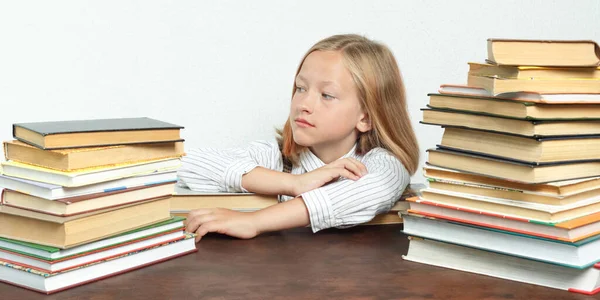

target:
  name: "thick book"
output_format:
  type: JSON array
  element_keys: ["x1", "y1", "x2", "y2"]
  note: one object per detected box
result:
[
  {"x1": 468, "y1": 62, "x2": 600, "y2": 79},
  {"x1": 428, "y1": 93, "x2": 600, "y2": 120},
  {"x1": 403, "y1": 237, "x2": 600, "y2": 295},
  {"x1": 0, "y1": 216, "x2": 184, "y2": 260},
  {"x1": 418, "y1": 188, "x2": 600, "y2": 223},
  {"x1": 0, "y1": 172, "x2": 177, "y2": 200},
  {"x1": 467, "y1": 75, "x2": 600, "y2": 95},
  {"x1": 3, "y1": 140, "x2": 184, "y2": 171},
  {"x1": 0, "y1": 234, "x2": 196, "y2": 294},
  {"x1": 439, "y1": 84, "x2": 600, "y2": 104},
  {"x1": 0, "y1": 228, "x2": 186, "y2": 274},
  {"x1": 421, "y1": 108, "x2": 600, "y2": 137},
  {"x1": 427, "y1": 176, "x2": 600, "y2": 206},
  {"x1": 439, "y1": 127, "x2": 600, "y2": 164},
  {"x1": 171, "y1": 184, "x2": 426, "y2": 225},
  {"x1": 402, "y1": 213, "x2": 600, "y2": 268},
  {"x1": 12, "y1": 117, "x2": 184, "y2": 150},
  {"x1": 0, "y1": 198, "x2": 171, "y2": 248},
  {"x1": 427, "y1": 148, "x2": 600, "y2": 183},
  {"x1": 423, "y1": 165, "x2": 600, "y2": 197},
  {"x1": 486, "y1": 39, "x2": 600, "y2": 67},
  {"x1": 0, "y1": 158, "x2": 181, "y2": 187},
  {"x1": 407, "y1": 198, "x2": 600, "y2": 243},
  {"x1": 0, "y1": 181, "x2": 175, "y2": 217}
]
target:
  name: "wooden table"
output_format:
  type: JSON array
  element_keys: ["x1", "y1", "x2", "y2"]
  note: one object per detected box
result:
[{"x1": 0, "y1": 225, "x2": 591, "y2": 299}]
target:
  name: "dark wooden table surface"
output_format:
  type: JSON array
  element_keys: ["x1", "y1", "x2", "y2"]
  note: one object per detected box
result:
[{"x1": 0, "y1": 224, "x2": 593, "y2": 299}]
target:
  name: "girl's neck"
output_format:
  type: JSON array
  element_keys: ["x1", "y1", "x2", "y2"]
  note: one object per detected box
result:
[{"x1": 310, "y1": 137, "x2": 357, "y2": 164}]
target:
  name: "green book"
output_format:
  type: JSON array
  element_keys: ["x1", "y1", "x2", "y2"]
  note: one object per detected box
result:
[{"x1": 0, "y1": 216, "x2": 185, "y2": 261}]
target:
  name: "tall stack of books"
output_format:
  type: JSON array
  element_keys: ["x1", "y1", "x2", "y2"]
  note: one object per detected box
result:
[
  {"x1": 0, "y1": 117, "x2": 197, "y2": 294},
  {"x1": 403, "y1": 39, "x2": 600, "y2": 295}
]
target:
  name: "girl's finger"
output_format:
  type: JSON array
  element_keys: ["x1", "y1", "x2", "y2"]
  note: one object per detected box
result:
[
  {"x1": 185, "y1": 212, "x2": 217, "y2": 233},
  {"x1": 339, "y1": 159, "x2": 364, "y2": 178},
  {"x1": 337, "y1": 168, "x2": 360, "y2": 181},
  {"x1": 195, "y1": 221, "x2": 220, "y2": 242}
]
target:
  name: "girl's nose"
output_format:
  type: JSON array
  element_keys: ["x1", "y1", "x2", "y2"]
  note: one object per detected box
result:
[{"x1": 297, "y1": 92, "x2": 316, "y2": 114}]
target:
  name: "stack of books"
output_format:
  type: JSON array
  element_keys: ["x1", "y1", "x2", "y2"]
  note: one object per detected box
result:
[
  {"x1": 0, "y1": 117, "x2": 197, "y2": 294},
  {"x1": 172, "y1": 183, "x2": 425, "y2": 226},
  {"x1": 403, "y1": 39, "x2": 600, "y2": 295}
]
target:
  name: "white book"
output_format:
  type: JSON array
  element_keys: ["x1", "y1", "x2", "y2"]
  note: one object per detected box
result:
[
  {"x1": 0, "y1": 158, "x2": 181, "y2": 187},
  {"x1": 0, "y1": 172, "x2": 177, "y2": 200},
  {"x1": 0, "y1": 231, "x2": 184, "y2": 273},
  {"x1": 0, "y1": 234, "x2": 196, "y2": 294},
  {"x1": 403, "y1": 237, "x2": 600, "y2": 295},
  {"x1": 438, "y1": 84, "x2": 600, "y2": 104},
  {"x1": 407, "y1": 200, "x2": 600, "y2": 243},
  {"x1": 402, "y1": 214, "x2": 600, "y2": 268}
]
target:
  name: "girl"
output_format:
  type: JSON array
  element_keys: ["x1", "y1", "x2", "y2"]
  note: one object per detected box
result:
[{"x1": 178, "y1": 34, "x2": 419, "y2": 242}]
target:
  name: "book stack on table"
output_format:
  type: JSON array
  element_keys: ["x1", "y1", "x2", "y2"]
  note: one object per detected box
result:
[
  {"x1": 404, "y1": 39, "x2": 600, "y2": 295},
  {"x1": 0, "y1": 117, "x2": 196, "y2": 294}
]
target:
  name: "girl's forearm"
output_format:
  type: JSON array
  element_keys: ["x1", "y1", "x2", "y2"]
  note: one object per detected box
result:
[
  {"x1": 252, "y1": 197, "x2": 310, "y2": 233},
  {"x1": 241, "y1": 167, "x2": 296, "y2": 196}
]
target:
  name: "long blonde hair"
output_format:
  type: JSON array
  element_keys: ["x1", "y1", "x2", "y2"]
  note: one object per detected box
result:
[{"x1": 278, "y1": 34, "x2": 419, "y2": 175}]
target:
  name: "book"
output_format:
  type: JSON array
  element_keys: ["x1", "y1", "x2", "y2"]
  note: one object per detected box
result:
[
  {"x1": 0, "y1": 228, "x2": 186, "y2": 273},
  {"x1": 407, "y1": 198, "x2": 600, "y2": 242},
  {"x1": 427, "y1": 148, "x2": 600, "y2": 183},
  {"x1": 402, "y1": 213, "x2": 600, "y2": 268},
  {"x1": 427, "y1": 177, "x2": 600, "y2": 206},
  {"x1": 423, "y1": 165, "x2": 600, "y2": 197},
  {"x1": 0, "y1": 234, "x2": 196, "y2": 294},
  {"x1": 403, "y1": 237, "x2": 600, "y2": 295},
  {"x1": 3, "y1": 140, "x2": 185, "y2": 171},
  {"x1": 486, "y1": 39, "x2": 600, "y2": 67},
  {"x1": 171, "y1": 184, "x2": 426, "y2": 225},
  {"x1": 0, "y1": 172, "x2": 177, "y2": 200},
  {"x1": 427, "y1": 93, "x2": 600, "y2": 120},
  {"x1": 439, "y1": 127, "x2": 600, "y2": 164},
  {"x1": 0, "y1": 197, "x2": 171, "y2": 248},
  {"x1": 439, "y1": 84, "x2": 600, "y2": 104},
  {"x1": 0, "y1": 158, "x2": 181, "y2": 187},
  {"x1": 419, "y1": 188, "x2": 600, "y2": 223},
  {"x1": 171, "y1": 185, "x2": 280, "y2": 211},
  {"x1": 0, "y1": 216, "x2": 185, "y2": 260},
  {"x1": 12, "y1": 117, "x2": 184, "y2": 150},
  {"x1": 422, "y1": 108, "x2": 600, "y2": 137},
  {"x1": 468, "y1": 62, "x2": 600, "y2": 79},
  {"x1": 467, "y1": 75, "x2": 600, "y2": 95},
  {"x1": 0, "y1": 181, "x2": 175, "y2": 217}
]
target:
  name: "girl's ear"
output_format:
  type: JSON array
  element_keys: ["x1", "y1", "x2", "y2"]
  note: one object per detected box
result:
[{"x1": 356, "y1": 113, "x2": 372, "y2": 133}]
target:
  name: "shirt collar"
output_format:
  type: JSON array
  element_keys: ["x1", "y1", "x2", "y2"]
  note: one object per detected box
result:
[{"x1": 299, "y1": 144, "x2": 359, "y2": 172}]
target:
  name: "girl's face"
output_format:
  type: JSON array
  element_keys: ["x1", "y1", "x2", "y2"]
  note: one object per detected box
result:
[{"x1": 289, "y1": 50, "x2": 370, "y2": 156}]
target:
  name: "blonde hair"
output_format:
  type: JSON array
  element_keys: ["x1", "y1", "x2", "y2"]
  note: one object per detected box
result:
[{"x1": 278, "y1": 34, "x2": 419, "y2": 175}]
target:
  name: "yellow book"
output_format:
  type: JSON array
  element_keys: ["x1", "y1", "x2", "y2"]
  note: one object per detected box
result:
[{"x1": 0, "y1": 158, "x2": 181, "y2": 187}]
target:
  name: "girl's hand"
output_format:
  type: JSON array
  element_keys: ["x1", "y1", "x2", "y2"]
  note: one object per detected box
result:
[
  {"x1": 291, "y1": 157, "x2": 367, "y2": 196},
  {"x1": 185, "y1": 208, "x2": 260, "y2": 242}
]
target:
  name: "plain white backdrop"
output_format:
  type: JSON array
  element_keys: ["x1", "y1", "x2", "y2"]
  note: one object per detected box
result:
[{"x1": 1, "y1": 1, "x2": 599, "y2": 182}]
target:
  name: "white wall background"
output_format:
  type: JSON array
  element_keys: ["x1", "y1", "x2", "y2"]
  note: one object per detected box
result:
[{"x1": 1, "y1": 0, "x2": 599, "y2": 182}]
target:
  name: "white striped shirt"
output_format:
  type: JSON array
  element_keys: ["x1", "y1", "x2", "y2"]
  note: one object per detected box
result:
[{"x1": 177, "y1": 140, "x2": 410, "y2": 232}]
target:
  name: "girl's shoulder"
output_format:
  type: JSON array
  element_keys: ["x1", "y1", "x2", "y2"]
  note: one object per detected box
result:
[
  {"x1": 361, "y1": 147, "x2": 409, "y2": 172},
  {"x1": 245, "y1": 139, "x2": 281, "y2": 153}
]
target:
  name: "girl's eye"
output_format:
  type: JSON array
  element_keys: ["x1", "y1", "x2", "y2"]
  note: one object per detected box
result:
[
  {"x1": 322, "y1": 93, "x2": 335, "y2": 100},
  {"x1": 295, "y1": 86, "x2": 306, "y2": 93}
]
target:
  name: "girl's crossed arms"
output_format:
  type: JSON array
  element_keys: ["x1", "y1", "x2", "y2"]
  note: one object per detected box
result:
[{"x1": 178, "y1": 34, "x2": 419, "y2": 242}]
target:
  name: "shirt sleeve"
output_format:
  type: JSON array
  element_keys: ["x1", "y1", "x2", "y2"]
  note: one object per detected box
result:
[
  {"x1": 300, "y1": 148, "x2": 410, "y2": 232},
  {"x1": 177, "y1": 140, "x2": 282, "y2": 193}
]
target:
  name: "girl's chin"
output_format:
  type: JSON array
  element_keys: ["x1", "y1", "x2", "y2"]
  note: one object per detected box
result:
[{"x1": 291, "y1": 135, "x2": 313, "y2": 147}]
